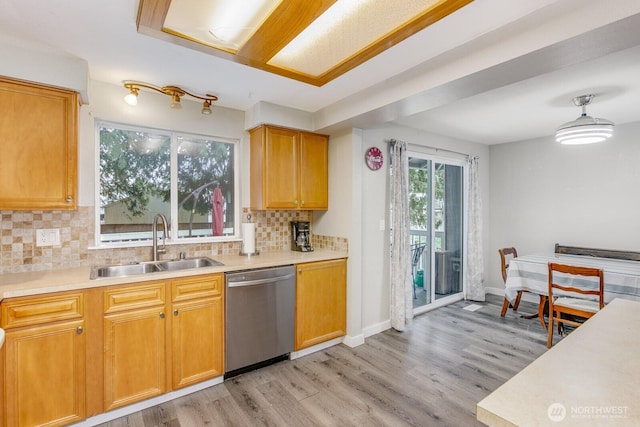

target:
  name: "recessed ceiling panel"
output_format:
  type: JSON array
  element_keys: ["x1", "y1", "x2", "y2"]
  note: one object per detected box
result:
[
  {"x1": 164, "y1": 0, "x2": 283, "y2": 52},
  {"x1": 137, "y1": 0, "x2": 474, "y2": 86},
  {"x1": 268, "y1": 0, "x2": 442, "y2": 77}
]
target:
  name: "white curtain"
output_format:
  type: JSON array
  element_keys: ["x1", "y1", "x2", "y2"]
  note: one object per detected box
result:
[
  {"x1": 465, "y1": 156, "x2": 485, "y2": 301},
  {"x1": 389, "y1": 139, "x2": 413, "y2": 331}
]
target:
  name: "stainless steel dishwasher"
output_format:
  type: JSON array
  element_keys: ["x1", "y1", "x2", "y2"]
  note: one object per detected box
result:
[{"x1": 225, "y1": 265, "x2": 295, "y2": 377}]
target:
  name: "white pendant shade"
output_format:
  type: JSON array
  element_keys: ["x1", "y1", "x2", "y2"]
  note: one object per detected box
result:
[{"x1": 555, "y1": 94, "x2": 614, "y2": 145}]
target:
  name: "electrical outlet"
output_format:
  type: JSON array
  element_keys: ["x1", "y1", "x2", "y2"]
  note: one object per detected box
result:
[{"x1": 36, "y1": 229, "x2": 61, "y2": 247}]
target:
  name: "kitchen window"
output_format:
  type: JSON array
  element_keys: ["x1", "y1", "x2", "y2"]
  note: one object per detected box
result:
[{"x1": 96, "y1": 121, "x2": 238, "y2": 245}]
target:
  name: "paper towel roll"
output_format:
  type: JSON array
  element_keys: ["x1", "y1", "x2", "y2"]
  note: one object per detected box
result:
[{"x1": 242, "y1": 223, "x2": 256, "y2": 254}]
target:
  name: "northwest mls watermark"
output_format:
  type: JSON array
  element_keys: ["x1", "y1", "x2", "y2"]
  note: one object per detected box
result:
[{"x1": 548, "y1": 403, "x2": 629, "y2": 422}]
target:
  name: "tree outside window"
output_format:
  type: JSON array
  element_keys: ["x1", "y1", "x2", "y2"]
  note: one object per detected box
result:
[{"x1": 98, "y1": 122, "x2": 236, "y2": 244}]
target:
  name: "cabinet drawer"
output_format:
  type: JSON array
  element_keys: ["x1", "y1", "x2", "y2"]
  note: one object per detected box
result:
[
  {"x1": 1, "y1": 292, "x2": 83, "y2": 329},
  {"x1": 104, "y1": 282, "x2": 166, "y2": 314},
  {"x1": 172, "y1": 274, "x2": 222, "y2": 302}
]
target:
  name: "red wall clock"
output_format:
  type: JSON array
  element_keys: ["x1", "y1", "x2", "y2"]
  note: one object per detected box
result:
[{"x1": 365, "y1": 146, "x2": 384, "y2": 170}]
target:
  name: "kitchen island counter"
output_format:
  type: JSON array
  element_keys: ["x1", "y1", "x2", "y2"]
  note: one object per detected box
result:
[{"x1": 0, "y1": 249, "x2": 347, "y2": 301}]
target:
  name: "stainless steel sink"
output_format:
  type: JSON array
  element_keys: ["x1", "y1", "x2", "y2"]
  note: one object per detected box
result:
[
  {"x1": 155, "y1": 257, "x2": 223, "y2": 271},
  {"x1": 90, "y1": 257, "x2": 224, "y2": 279}
]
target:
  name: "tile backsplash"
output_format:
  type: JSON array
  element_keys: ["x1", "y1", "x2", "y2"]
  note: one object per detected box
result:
[{"x1": 1, "y1": 207, "x2": 348, "y2": 274}]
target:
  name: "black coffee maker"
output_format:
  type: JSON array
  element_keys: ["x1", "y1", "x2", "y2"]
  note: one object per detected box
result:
[{"x1": 291, "y1": 221, "x2": 313, "y2": 252}]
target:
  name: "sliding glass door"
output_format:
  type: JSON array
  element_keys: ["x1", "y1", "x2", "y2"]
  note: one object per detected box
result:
[{"x1": 409, "y1": 154, "x2": 464, "y2": 311}]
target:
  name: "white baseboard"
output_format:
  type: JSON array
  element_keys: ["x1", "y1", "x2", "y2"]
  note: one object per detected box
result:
[
  {"x1": 362, "y1": 320, "x2": 391, "y2": 338},
  {"x1": 342, "y1": 333, "x2": 365, "y2": 347},
  {"x1": 69, "y1": 376, "x2": 224, "y2": 426},
  {"x1": 485, "y1": 286, "x2": 540, "y2": 304},
  {"x1": 485, "y1": 286, "x2": 504, "y2": 296},
  {"x1": 290, "y1": 336, "x2": 345, "y2": 359}
]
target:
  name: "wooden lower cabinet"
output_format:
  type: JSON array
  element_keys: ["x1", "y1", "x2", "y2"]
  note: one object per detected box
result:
[
  {"x1": 101, "y1": 274, "x2": 224, "y2": 411},
  {"x1": 102, "y1": 281, "x2": 167, "y2": 411},
  {"x1": 0, "y1": 275, "x2": 224, "y2": 426},
  {"x1": 103, "y1": 306, "x2": 167, "y2": 410},
  {"x1": 170, "y1": 274, "x2": 224, "y2": 389},
  {"x1": 1, "y1": 292, "x2": 86, "y2": 427},
  {"x1": 295, "y1": 259, "x2": 347, "y2": 350}
]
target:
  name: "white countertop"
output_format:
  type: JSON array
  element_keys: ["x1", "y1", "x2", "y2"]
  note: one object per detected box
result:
[
  {"x1": 0, "y1": 328, "x2": 4, "y2": 348},
  {"x1": 477, "y1": 298, "x2": 640, "y2": 426},
  {"x1": 0, "y1": 249, "x2": 347, "y2": 301}
]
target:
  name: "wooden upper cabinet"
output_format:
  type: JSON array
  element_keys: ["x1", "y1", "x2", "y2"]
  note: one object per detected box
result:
[
  {"x1": 299, "y1": 131, "x2": 329, "y2": 209},
  {"x1": 250, "y1": 124, "x2": 328, "y2": 210},
  {"x1": 0, "y1": 76, "x2": 78, "y2": 210}
]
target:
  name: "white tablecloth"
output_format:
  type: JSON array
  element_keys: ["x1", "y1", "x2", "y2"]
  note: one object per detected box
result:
[{"x1": 505, "y1": 253, "x2": 640, "y2": 304}]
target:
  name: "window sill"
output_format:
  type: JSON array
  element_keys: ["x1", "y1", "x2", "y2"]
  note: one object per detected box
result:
[{"x1": 88, "y1": 235, "x2": 242, "y2": 251}]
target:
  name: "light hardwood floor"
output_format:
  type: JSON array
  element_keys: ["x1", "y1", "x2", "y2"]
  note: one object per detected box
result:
[{"x1": 98, "y1": 295, "x2": 550, "y2": 426}]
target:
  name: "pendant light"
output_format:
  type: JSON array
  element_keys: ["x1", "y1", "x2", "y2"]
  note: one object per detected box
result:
[{"x1": 555, "y1": 94, "x2": 614, "y2": 144}]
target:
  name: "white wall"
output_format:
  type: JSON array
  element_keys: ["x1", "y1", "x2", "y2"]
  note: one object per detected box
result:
[
  {"x1": 314, "y1": 129, "x2": 364, "y2": 344},
  {"x1": 360, "y1": 125, "x2": 490, "y2": 332},
  {"x1": 488, "y1": 120, "x2": 640, "y2": 290},
  {"x1": 0, "y1": 38, "x2": 89, "y2": 102}
]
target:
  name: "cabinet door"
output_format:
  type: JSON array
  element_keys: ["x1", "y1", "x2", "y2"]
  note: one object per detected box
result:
[
  {"x1": 104, "y1": 307, "x2": 166, "y2": 410},
  {"x1": 299, "y1": 132, "x2": 328, "y2": 210},
  {"x1": 0, "y1": 77, "x2": 77, "y2": 210},
  {"x1": 4, "y1": 320, "x2": 86, "y2": 427},
  {"x1": 295, "y1": 259, "x2": 347, "y2": 350},
  {"x1": 171, "y1": 296, "x2": 224, "y2": 388},
  {"x1": 264, "y1": 126, "x2": 300, "y2": 208}
]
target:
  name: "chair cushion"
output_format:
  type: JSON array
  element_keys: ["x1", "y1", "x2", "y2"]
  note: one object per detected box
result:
[{"x1": 554, "y1": 297, "x2": 600, "y2": 313}]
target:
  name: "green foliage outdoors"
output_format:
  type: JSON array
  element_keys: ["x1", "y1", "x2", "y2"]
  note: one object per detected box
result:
[
  {"x1": 100, "y1": 129, "x2": 170, "y2": 218},
  {"x1": 409, "y1": 163, "x2": 444, "y2": 230},
  {"x1": 100, "y1": 127, "x2": 233, "y2": 219}
]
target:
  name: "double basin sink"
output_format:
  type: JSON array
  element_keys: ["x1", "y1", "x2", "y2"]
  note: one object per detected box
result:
[{"x1": 90, "y1": 257, "x2": 224, "y2": 280}]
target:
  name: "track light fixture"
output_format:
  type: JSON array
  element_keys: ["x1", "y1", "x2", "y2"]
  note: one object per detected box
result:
[{"x1": 123, "y1": 81, "x2": 218, "y2": 115}]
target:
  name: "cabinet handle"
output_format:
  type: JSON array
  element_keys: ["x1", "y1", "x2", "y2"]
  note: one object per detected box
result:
[
  {"x1": 174, "y1": 309, "x2": 179, "y2": 316},
  {"x1": 301, "y1": 200, "x2": 305, "y2": 205},
  {"x1": 76, "y1": 326, "x2": 83, "y2": 335},
  {"x1": 159, "y1": 312, "x2": 165, "y2": 319},
  {"x1": 298, "y1": 269, "x2": 302, "y2": 274},
  {"x1": 294, "y1": 199, "x2": 298, "y2": 205},
  {"x1": 66, "y1": 195, "x2": 73, "y2": 203}
]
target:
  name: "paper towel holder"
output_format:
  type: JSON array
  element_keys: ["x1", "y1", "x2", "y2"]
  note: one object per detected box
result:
[{"x1": 239, "y1": 214, "x2": 260, "y2": 257}]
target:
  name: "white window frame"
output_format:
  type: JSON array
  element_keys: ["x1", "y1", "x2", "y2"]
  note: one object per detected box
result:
[{"x1": 93, "y1": 120, "x2": 240, "y2": 249}]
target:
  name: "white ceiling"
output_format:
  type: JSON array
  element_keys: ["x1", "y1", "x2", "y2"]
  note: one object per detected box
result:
[{"x1": 1, "y1": 0, "x2": 640, "y2": 145}]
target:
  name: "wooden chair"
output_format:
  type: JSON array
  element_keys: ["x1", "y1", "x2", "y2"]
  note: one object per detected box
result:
[
  {"x1": 547, "y1": 262, "x2": 604, "y2": 348},
  {"x1": 500, "y1": 247, "x2": 547, "y2": 330},
  {"x1": 499, "y1": 247, "x2": 523, "y2": 315}
]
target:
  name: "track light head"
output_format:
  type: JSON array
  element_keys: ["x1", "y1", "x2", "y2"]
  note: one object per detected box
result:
[{"x1": 202, "y1": 100, "x2": 213, "y2": 115}]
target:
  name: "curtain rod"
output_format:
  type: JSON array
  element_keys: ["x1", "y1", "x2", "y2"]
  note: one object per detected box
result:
[{"x1": 387, "y1": 138, "x2": 478, "y2": 159}]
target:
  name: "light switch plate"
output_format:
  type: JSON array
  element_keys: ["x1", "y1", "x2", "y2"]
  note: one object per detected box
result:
[{"x1": 36, "y1": 229, "x2": 61, "y2": 246}]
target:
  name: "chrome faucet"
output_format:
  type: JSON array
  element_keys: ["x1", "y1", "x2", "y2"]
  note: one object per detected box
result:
[{"x1": 152, "y1": 213, "x2": 169, "y2": 261}]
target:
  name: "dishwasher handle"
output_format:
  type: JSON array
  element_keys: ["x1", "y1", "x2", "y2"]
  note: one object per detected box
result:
[{"x1": 227, "y1": 273, "x2": 295, "y2": 288}]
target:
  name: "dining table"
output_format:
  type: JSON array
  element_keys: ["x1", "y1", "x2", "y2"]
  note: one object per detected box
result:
[{"x1": 505, "y1": 252, "x2": 640, "y2": 305}]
